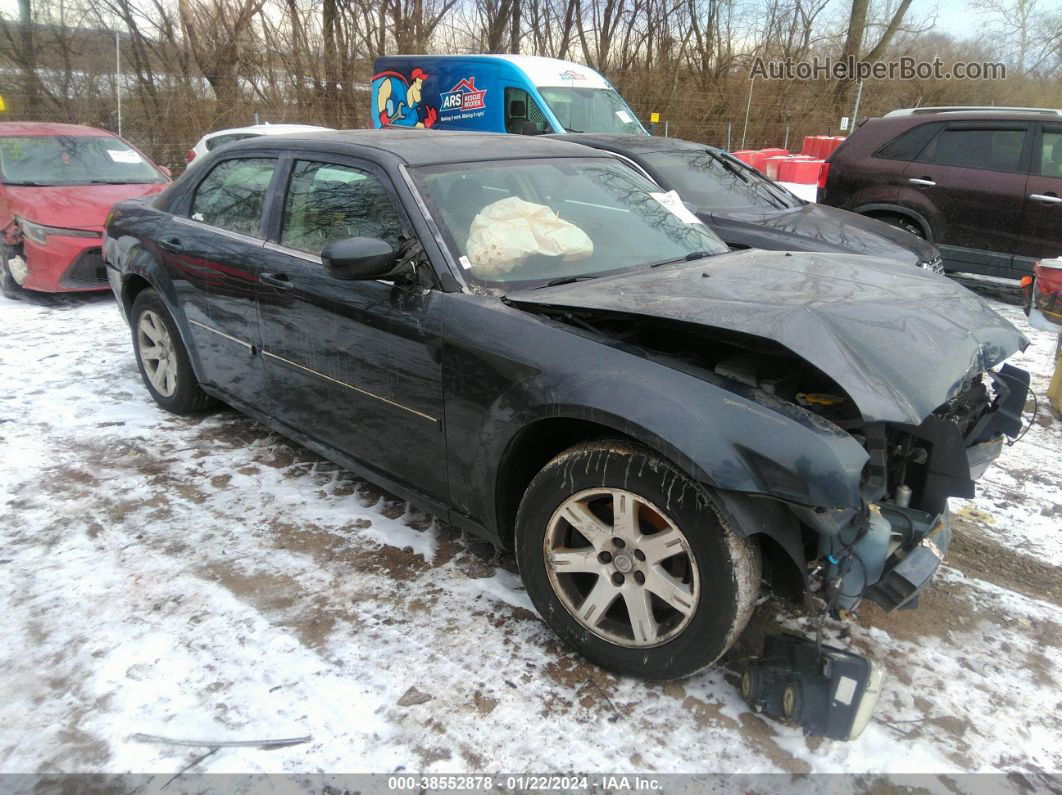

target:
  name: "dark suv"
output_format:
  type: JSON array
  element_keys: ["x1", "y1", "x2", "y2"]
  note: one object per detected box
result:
[{"x1": 819, "y1": 107, "x2": 1062, "y2": 279}]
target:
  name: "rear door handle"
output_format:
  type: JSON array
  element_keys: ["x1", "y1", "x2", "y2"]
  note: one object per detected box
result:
[
  {"x1": 908, "y1": 177, "x2": 936, "y2": 187},
  {"x1": 1030, "y1": 193, "x2": 1062, "y2": 204},
  {"x1": 260, "y1": 272, "x2": 294, "y2": 291},
  {"x1": 158, "y1": 237, "x2": 183, "y2": 253}
]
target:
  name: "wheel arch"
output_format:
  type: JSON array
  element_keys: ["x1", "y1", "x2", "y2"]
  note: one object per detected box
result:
[{"x1": 855, "y1": 203, "x2": 934, "y2": 241}]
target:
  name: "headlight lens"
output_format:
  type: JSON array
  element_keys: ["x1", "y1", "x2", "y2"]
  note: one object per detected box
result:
[{"x1": 16, "y1": 216, "x2": 101, "y2": 245}]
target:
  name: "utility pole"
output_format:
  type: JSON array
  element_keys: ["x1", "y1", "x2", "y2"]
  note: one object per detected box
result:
[
  {"x1": 741, "y1": 76, "x2": 755, "y2": 149},
  {"x1": 850, "y1": 80, "x2": 864, "y2": 132},
  {"x1": 115, "y1": 30, "x2": 122, "y2": 137}
]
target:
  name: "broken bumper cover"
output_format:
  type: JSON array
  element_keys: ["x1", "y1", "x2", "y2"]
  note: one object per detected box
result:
[{"x1": 865, "y1": 507, "x2": 951, "y2": 611}]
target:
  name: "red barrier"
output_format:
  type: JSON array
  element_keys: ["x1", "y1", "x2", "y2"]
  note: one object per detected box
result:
[
  {"x1": 763, "y1": 155, "x2": 790, "y2": 180},
  {"x1": 779, "y1": 158, "x2": 825, "y2": 184}
]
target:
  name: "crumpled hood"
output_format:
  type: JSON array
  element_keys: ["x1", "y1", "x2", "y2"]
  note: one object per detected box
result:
[
  {"x1": 508, "y1": 249, "x2": 1027, "y2": 425},
  {"x1": 707, "y1": 203, "x2": 938, "y2": 265},
  {"x1": 4, "y1": 183, "x2": 167, "y2": 229}
]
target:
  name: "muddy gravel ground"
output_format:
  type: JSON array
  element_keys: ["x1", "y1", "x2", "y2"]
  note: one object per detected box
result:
[{"x1": 0, "y1": 288, "x2": 1059, "y2": 786}]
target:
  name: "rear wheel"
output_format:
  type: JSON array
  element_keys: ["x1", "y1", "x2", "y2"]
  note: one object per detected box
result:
[
  {"x1": 131, "y1": 289, "x2": 215, "y2": 415},
  {"x1": 515, "y1": 440, "x2": 760, "y2": 680},
  {"x1": 874, "y1": 214, "x2": 925, "y2": 239}
]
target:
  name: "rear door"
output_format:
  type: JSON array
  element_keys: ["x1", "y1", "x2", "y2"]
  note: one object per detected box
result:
[
  {"x1": 255, "y1": 155, "x2": 448, "y2": 501},
  {"x1": 162, "y1": 155, "x2": 279, "y2": 404},
  {"x1": 900, "y1": 122, "x2": 1030, "y2": 271},
  {"x1": 1017, "y1": 123, "x2": 1062, "y2": 269}
]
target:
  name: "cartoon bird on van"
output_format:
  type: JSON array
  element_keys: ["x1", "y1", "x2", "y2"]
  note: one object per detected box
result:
[{"x1": 372, "y1": 67, "x2": 438, "y2": 128}]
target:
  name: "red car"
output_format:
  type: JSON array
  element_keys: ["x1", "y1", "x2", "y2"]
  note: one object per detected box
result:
[{"x1": 0, "y1": 122, "x2": 170, "y2": 295}]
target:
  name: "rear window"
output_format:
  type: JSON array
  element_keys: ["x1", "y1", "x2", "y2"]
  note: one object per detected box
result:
[
  {"x1": 915, "y1": 126, "x2": 1027, "y2": 172},
  {"x1": 206, "y1": 133, "x2": 259, "y2": 151}
]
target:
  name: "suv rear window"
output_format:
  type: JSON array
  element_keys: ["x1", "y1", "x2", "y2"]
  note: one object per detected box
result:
[
  {"x1": 916, "y1": 127, "x2": 1026, "y2": 172},
  {"x1": 874, "y1": 122, "x2": 943, "y2": 161}
]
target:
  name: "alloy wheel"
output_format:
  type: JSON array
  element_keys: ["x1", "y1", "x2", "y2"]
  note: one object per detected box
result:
[
  {"x1": 543, "y1": 488, "x2": 700, "y2": 648},
  {"x1": 137, "y1": 309, "x2": 178, "y2": 397}
]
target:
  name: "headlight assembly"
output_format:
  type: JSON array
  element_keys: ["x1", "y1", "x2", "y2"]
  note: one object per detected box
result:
[{"x1": 16, "y1": 216, "x2": 101, "y2": 245}]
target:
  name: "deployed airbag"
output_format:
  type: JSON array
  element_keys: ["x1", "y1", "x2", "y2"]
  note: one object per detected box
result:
[{"x1": 466, "y1": 196, "x2": 593, "y2": 276}]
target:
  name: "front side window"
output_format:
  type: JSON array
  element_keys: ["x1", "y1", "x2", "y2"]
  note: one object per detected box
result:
[
  {"x1": 1038, "y1": 128, "x2": 1062, "y2": 178},
  {"x1": 189, "y1": 157, "x2": 277, "y2": 237},
  {"x1": 280, "y1": 160, "x2": 404, "y2": 255},
  {"x1": 916, "y1": 127, "x2": 1026, "y2": 172},
  {"x1": 0, "y1": 135, "x2": 165, "y2": 186},
  {"x1": 538, "y1": 87, "x2": 646, "y2": 135},
  {"x1": 643, "y1": 149, "x2": 800, "y2": 211},
  {"x1": 414, "y1": 157, "x2": 727, "y2": 287},
  {"x1": 505, "y1": 88, "x2": 552, "y2": 134}
]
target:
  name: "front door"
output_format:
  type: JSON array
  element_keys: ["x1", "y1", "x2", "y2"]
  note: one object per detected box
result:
[
  {"x1": 1017, "y1": 123, "x2": 1062, "y2": 269},
  {"x1": 163, "y1": 156, "x2": 279, "y2": 403},
  {"x1": 255, "y1": 156, "x2": 448, "y2": 502}
]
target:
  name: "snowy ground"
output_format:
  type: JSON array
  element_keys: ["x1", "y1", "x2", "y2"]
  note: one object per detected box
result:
[{"x1": 0, "y1": 287, "x2": 1059, "y2": 784}]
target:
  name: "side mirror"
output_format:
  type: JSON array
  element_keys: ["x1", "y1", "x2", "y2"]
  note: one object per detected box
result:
[
  {"x1": 322, "y1": 236, "x2": 401, "y2": 281},
  {"x1": 158, "y1": 165, "x2": 173, "y2": 179}
]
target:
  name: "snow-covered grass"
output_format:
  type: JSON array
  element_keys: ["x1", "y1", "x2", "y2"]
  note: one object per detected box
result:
[{"x1": 0, "y1": 288, "x2": 1059, "y2": 779}]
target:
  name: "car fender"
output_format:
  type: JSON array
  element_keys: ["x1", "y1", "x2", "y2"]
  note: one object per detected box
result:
[{"x1": 111, "y1": 232, "x2": 208, "y2": 383}]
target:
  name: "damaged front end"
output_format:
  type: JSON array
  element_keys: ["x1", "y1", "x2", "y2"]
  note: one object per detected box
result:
[{"x1": 803, "y1": 363, "x2": 1029, "y2": 614}]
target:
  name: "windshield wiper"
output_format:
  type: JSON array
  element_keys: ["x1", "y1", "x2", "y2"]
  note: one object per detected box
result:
[
  {"x1": 651, "y1": 250, "x2": 714, "y2": 268},
  {"x1": 564, "y1": 126, "x2": 584, "y2": 133},
  {"x1": 540, "y1": 274, "x2": 598, "y2": 288},
  {"x1": 4, "y1": 180, "x2": 47, "y2": 186}
]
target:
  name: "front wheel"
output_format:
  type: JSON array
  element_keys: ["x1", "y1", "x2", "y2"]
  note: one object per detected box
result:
[
  {"x1": 131, "y1": 289, "x2": 216, "y2": 415},
  {"x1": 515, "y1": 440, "x2": 760, "y2": 680}
]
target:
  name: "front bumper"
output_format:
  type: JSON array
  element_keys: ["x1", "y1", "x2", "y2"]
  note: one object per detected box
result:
[{"x1": 17, "y1": 236, "x2": 109, "y2": 292}]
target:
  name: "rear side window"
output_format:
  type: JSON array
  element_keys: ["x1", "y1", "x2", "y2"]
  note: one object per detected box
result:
[
  {"x1": 874, "y1": 123, "x2": 943, "y2": 161},
  {"x1": 280, "y1": 160, "x2": 404, "y2": 255},
  {"x1": 916, "y1": 127, "x2": 1027, "y2": 172},
  {"x1": 1038, "y1": 127, "x2": 1062, "y2": 178},
  {"x1": 190, "y1": 157, "x2": 277, "y2": 237}
]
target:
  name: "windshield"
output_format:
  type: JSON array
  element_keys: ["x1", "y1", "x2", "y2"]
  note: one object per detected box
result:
[
  {"x1": 642, "y1": 149, "x2": 801, "y2": 212},
  {"x1": 538, "y1": 87, "x2": 647, "y2": 135},
  {"x1": 0, "y1": 136, "x2": 165, "y2": 186},
  {"x1": 414, "y1": 157, "x2": 727, "y2": 288}
]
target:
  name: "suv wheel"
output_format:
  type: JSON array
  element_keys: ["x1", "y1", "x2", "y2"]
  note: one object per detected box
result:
[
  {"x1": 516, "y1": 440, "x2": 760, "y2": 680},
  {"x1": 876, "y1": 214, "x2": 925, "y2": 239},
  {"x1": 131, "y1": 289, "x2": 216, "y2": 414}
]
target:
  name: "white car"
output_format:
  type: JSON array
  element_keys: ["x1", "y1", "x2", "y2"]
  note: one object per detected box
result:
[{"x1": 185, "y1": 123, "x2": 333, "y2": 168}]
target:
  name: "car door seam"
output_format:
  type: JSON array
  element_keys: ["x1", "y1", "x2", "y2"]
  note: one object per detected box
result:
[{"x1": 259, "y1": 349, "x2": 439, "y2": 424}]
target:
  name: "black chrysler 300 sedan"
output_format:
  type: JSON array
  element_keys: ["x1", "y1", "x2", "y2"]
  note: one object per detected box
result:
[{"x1": 104, "y1": 130, "x2": 1029, "y2": 683}]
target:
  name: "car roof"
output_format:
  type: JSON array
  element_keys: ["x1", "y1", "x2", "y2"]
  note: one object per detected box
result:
[
  {"x1": 220, "y1": 128, "x2": 614, "y2": 166},
  {"x1": 884, "y1": 106, "x2": 1061, "y2": 117},
  {"x1": 202, "y1": 123, "x2": 333, "y2": 139},
  {"x1": 549, "y1": 133, "x2": 711, "y2": 155},
  {"x1": 0, "y1": 122, "x2": 117, "y2": 137}
]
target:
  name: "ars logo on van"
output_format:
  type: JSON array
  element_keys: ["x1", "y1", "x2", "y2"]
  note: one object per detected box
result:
[{"x1": 440, "y1": 77, "x2": 488, "y2": 111}]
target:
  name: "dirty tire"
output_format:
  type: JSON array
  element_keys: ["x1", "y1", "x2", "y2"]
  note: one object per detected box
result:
[
  {"x1": 875, "y1": 214, "x2": 925, "y2": 239},
  {"x1": 0, "y1": 252, "x2": 25, "y2": 299},
  {"x1": 131, "y1": 289, "x2": 215, "y2": 415},
  {"x1": 516, "y1": 440, "x2": 760, "y2": 680}
]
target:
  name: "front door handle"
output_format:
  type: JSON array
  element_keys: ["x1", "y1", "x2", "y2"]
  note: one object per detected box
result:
[
  {"x1": 158, "y1": 237, "x2": 183, "y2": 253},
  {"x1": 260, "y1": 272, "x2": 294, "y2": 291},
  {"x1": 908, "y1": 177, "x2": 936, "y2": 187},
  {"x1": 1030, "y1": 193, "x2": 1062, "y2": 204}
]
